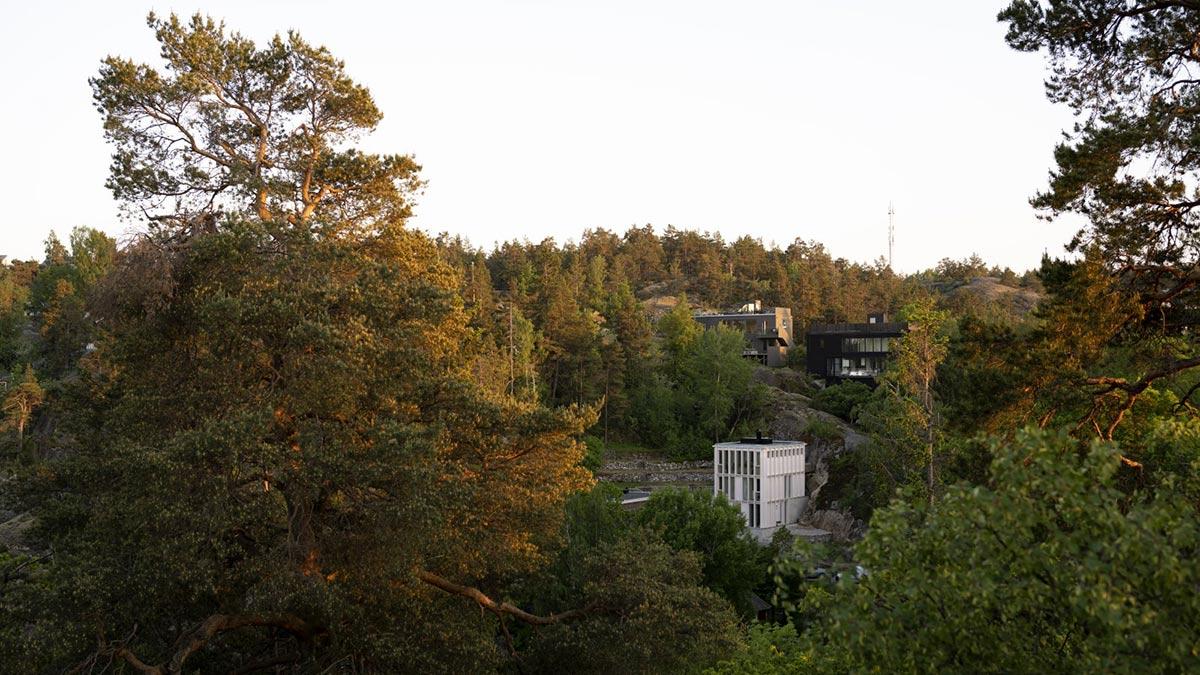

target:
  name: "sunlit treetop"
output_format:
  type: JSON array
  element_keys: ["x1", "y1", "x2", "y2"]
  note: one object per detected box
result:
[{"x1": 91, "y1": 12, "x2": 423, "y2": 234}]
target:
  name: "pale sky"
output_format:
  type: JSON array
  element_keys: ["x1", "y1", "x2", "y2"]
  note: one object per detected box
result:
[{"x1": 0, "y1": 1, "x2": 1080, "y2": 272}]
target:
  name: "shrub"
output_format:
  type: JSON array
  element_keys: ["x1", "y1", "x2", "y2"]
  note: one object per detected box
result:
[{"x1": 810, "y1": 381, "x2": 872, "y2": 422}]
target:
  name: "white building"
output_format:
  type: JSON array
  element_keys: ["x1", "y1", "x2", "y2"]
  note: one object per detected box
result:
[{"x1": 713, "y1": 436, "x2": 806, "y2": 530}]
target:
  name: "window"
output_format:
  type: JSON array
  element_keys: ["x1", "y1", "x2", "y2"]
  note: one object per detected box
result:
[
  {"x1": 827, "y1": 356, "x2": 885, "y2": 377},
  {"x1": 785, "y1": 474, "x2": 792, "y2": 498},
  {"x1": 843, "y1": 336, "x2": 891, "y2": 353}
]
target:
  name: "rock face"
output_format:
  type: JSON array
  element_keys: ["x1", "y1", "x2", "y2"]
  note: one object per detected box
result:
[
  {"x1": 0, "y1": 511, "x2": 35, "y2": 555},
  {"x1": 937, "y1": 275, "x2": 1042, "y2": 320},
  {"x1": 806, "y1": 509, "x2": 867, "y2": 542},
  {"x1": 759, "y1": 374, "x2": 868, "y2": 540},
  {"x1": 762, "y1": 383, "x2": 865, "y2": 509},
  {"x1": 752, "y1": 367, "x2": 815, "y2": 396}
]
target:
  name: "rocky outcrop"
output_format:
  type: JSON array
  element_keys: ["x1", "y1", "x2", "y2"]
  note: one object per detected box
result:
[
  {"x1": 0, "y1": 511, "x2": 35, "y2": 556},
  {"x1": 806, "y1": 509, "x2": 867, "y2": 542},
  {"x1": 760, "y1": 380, "x2": 869, "y2": 540}
]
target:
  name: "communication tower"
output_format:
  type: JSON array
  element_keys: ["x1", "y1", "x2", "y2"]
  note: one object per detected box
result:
[{"x1": 888, "y1": 202, "x2": 895, "y2": 270}]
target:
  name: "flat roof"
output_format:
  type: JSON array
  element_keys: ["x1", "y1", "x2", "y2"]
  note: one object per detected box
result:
[
  {"x1": 807, "y1": 322, "x2": 905, "y2": 335},
  {"x1": 713, "y1": 439, "x2": 805, "y2": 449},
  {"x1": 695, "y1": 312, "x2": 782, "y2": 320}
]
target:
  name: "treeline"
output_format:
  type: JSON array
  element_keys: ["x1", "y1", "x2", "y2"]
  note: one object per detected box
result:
[
  {"x1": 429, "y1": 229, "x2": 1038, "y2": 456},
  {"x1": 1, "y1": 222, "x2": 1041, "y2": 462}
]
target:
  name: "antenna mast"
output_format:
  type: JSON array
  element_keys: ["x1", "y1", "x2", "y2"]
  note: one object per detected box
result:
[{"x1": 888, "y1": 202, "x2": 895, "y2": 270}]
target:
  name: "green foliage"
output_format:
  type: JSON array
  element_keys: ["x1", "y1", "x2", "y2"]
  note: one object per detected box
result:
[
  {"x1": 814, "y1": 448, "x2": 892, "y2": 522},
  {"x1": 627, "y1": 321, "x2": 765, "y2": 459},
  {"x1": 1135, "y1": 416, "x2": 1200, "y2": 503},
  {"x1": 809, "y1": 381, "x2": 871, "y2": 422},
  {"x1": 24, "y1": 228, "x2": 115, "y2": 376},
  {"x1": 785, "y1": 342, "x2": 806, "y2": 370},
  {"x1": 0, "y1": 267, "x2": 28, "y2": 370},
  {"x1": 930, "y1": 254, "x2": 989, "y2": 283},
  {"x1": 677, "y1": 328, "x2": 759, "y2": 444},
  {"x1": 704, "y1": 622, "x2": 810, "y2": 675},
  {"x1": 2, "y1": 364, "x2": 45, "y2": 455},
  {"x1": 637, "y1": 488, "x2": 763, "y2": 615},
  {"x1": 580, "y1": 434, "x2": 604, "y2": 473},
  {"x1": 520, "y1": 530, "x2": 742, "y2": 674},
  {"x1": 510, "y1": 484, "x2": 743, "y2": 673},
  {"x1": 629, "y1": 374, "x2": 683, "y2": 450},
  {"x1": 658, "y1": 294, "x2": 703, "y2": 376},
  {"x1": 1, "y1": 16, "x2": 609, "y2": 670},
  {"x1": 787, "y1": 428, "x2": 1200, "y2": 673},
  {"x1": 938, "y1": 316, "x2": 1029, "y2": 434},
  {"x1": 800, "y1": 417, "x2": 842, "y2": 443}
]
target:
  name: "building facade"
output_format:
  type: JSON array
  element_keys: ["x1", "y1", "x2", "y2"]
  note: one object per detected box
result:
[
  {"x1": 694, "y1": 302, "x2": 794, "y2": 367},
  {"x1": 713, "y1": 435, "x2": 806, "y2": 531},
  {"x1": 805, "y1": 312, "x2": 905, "y2": 384}
]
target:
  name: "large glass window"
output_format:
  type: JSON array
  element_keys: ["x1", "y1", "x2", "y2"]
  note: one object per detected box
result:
[
  {"x1": 827, "y1": 356, "x2": 885, "y2": 377},
  {"x1": 842, "y1": 336, "x2": 892, "y2": 352}
]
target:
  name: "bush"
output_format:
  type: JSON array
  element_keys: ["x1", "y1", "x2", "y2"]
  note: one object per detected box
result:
[
  {"x1": 810, "y1": 381, "x2": 872, "y2": 422},
  {"x1": 801, "y1": 417, "x2": 843, "y2": 443},
  {"x1": 788, "y1": 429, "x2": 1200, "y2": 672},
  {"x1": 785, "y1": 344, "x2": 807, "y2": 370},
  {"x1": 580, "y1": 434, "x2": 604, "y2": 473}
]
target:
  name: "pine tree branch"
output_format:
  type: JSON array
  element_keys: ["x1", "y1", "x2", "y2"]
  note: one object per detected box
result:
[
  {"x1": 417, "y1": 569, "x2": 594, "y2": 625},
  {"x1": 109, "y1": 613, "x2": 325, "y2": 675}
]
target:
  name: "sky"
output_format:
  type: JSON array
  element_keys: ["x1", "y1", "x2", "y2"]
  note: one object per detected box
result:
[{"x1": 0, "y1": 0, "x2": 1082, "y2": 272}]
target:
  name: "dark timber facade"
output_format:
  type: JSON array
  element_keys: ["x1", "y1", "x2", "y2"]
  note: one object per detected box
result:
[
  {"x1": 694, "y1": 302, "x2": 794, "y2": 367},
  {"x1": 805, "y1": 313, "x2": 906, "y2": 384}
]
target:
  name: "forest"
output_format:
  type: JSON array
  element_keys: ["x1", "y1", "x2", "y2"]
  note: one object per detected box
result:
[{"x1": 2, "y1": 2, "x2": 1200, "y2": 673}]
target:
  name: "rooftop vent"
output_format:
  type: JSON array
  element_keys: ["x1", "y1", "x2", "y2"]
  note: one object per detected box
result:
[{"x1": 739, "y1": 429, "x2": 773, "y2": 444}]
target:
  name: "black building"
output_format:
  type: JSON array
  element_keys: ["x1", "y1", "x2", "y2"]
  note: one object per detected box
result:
[{"x1": 805, "y1": 313, "x2": 906, "y2": 385}]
